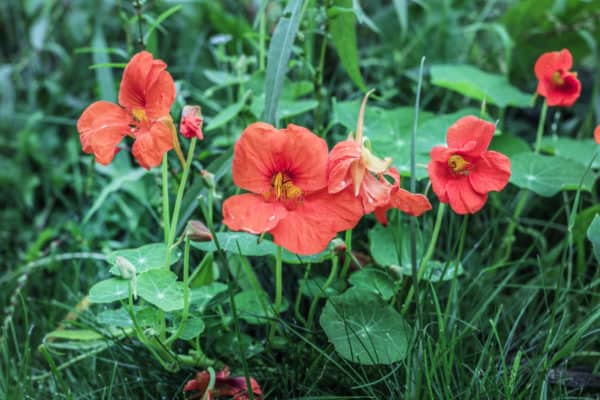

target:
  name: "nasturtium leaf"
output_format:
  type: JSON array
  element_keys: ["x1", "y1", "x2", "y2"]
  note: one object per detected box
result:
[
  {"x1": 510, "y1": 153, "x2": 597, "y2": 197},
  {"x1": 234, "y1": 290, "x2": 288, "y2": 325},
  {"x1": 89, "y1": 278, "x2": 129, "y2": 303},
  {"x1": 107, "y1": 243, "x2": 180, "y2": 276},
  {"x1": 490, "y1": 133, "x2": 531, "y2": 157},
  {"x1": 168, "y1": 316, "x2": 205, "y2": 341},
  {"x1": 369, "y1": 223, "x2": 424, "y2": 269},
  {"x1": 96, "y1": 306, "x2": 157, "y2": 328},
  {"x1": 299, "y1": 277, "x2": 346, "y2": 298},
  {"x1": 430, "y1": 64, "x2": 532, "y2": 108},
  {"x1": 190, "y1": 282, "x2": 228, "y2": 312},
  {"x1": 320, "y1": 288, "x2": 411, "y2": 365},
  {"x1": 328, "y1": 0, "x2": 367, "y2": 90},
  {"x1": 540, "y1": 136, "x2": 600, "y2": 168},
  {"x1": 192, "y1": 232, "x2": 333, "y2": 264},
  {"x1": 348, "y1": 268, "x2": 395, "y2": 300},
  {"x1": 390, "y1": 260, "x2": 464, "y2": 282},
  {"x1": 137, "y1": 269, "x2": 184, "y2": 312},
  {"x1": 45, "y1": 329, "x2": 105, "y2": 342},
  {"x1": 215, "y1": 332, "x2": 265, "y2": 360},
  {"x1": 587, "y1": 215, "x2": 600, "y2": 263}
]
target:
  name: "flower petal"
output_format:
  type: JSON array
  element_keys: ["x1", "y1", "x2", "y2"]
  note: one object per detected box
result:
[
  {"x1": 427, "y1": 160, "x2": 451, "y2": 203},
  {"x1": 222, "y1": 193, "x2": 287, "y2": 234},
  {"x1": 360, "y1": 172, "x2": 391, "y2": 214},
  {"x1": 280, "y1": 124, "x2": 329, "y2": 192},
  {"x1": 469, "y1": 150, "x2": 511, "y2": 194},
  {"x1": 269, "y1": 189, "x2": 362, "y2": 255},
  {"x1": 534, "y1": 49, "x2": 573, "y2": 81},
  {"x1": 594, "y1": 125, "x2": 600, "y2": 144},
  {"x1": 118, "y1": 51, "x2": 175, "y2": 118},
  {"x1": 77, "y1": 101, "x2": 129, "y2": 165},
  {"x1": 446, "y1": 116, "x2": 495, "y2": 157},
  {"x1": 391, "y1": 189, "x2": 432, "y2": 216},
  {"x1": 327, "y1": 140, "x2": 361, "y2": 194},
  {"x1": 131, "y1": 120, "x2": 173, "y2": 169},
  {"x1": 232, "y1": 122, "x2": 285, "y2": 194},
  {"x1": 446, "y1": 177, "x2": 487, "y2": 215},
  {"x1": 543, "y1": 73, "x2": 581, "y2": 107}
]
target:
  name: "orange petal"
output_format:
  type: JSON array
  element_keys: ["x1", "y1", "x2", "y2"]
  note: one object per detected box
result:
[
  {"x1": 446, "y1": 116, "x2": 495, "y2": 157},
  {"x1": 469, "y1": 151, "x2": 511, "y2": 194},
  {"x1": 594, "y1": 125, "x2": 600, "y2": 144},
  {"x1": 427, "y1": 160, "x2": 451, "y2": 203},
  {"x1": 131, "y1": 121, "x2": 173, "y2": 169},
  {"x1": 76, "y1": 101, "x2": 129, "y2": 165},
  {"x1": 534, "y1": 49, "x2": 573, "y2": 81},
  {"x1": 222, "y1": 193, "x2": 287, "y2": 234},
  {"x1": 360, "y1": 172, "x2": 391, "y2": 214},
  {"x1": 391, "y1": 189, "x2": 432, "y2": 216},
  {"x1": 328, "y1": 140, "x2": 361, "y2": 194},
  {"x1": 446, "y1": 177, "x2": 487, "y2": 215}
]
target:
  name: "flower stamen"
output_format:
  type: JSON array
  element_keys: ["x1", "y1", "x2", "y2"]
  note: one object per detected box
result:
[
  {"x1": 266, "y1": 172, "x2": 303, "y2": 202},
  {"x1": 448, "y1": 154, "x2": 470, "y2": 174}
]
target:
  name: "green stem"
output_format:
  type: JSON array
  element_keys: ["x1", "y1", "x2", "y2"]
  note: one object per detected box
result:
[
  {"x1": 165, "y1": 237, "x2": 191, "y2": 345},
  {"x1": 294, "y1": 264, "x2": 311, "y2": 326},
  {"x1": 307, "y1": 255, "x2": 339, "y2": 329},
  {"x1": 401, "y1": 203, "x2": 446, "y2": 315},
  {"x1": 498, "y1": 191, "x2": 528, "y2": 261},
  {"x1": 162, "y1": 155, "x2": 170, "y2": 244},
  {"x1": 269, "y1": 246, "x2": 284, "y2": 341},
  {"x1": 165, "y1": 137, "x2": 197, "y2": 267},
  {"x1": 259, "y1": 2, "x2": 266, "y2": 71},
  {"x1": 338, "y1": 229, "x2": 353, "y2": 280},
  {"x1": 534, "y1": 100, "x2": 548, "y2": 154}
]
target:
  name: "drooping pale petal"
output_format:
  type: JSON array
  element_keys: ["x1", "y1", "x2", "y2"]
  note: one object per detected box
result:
[
  {"x1": 232, "y1": 122, "x2": 286, "y2": 194},
  {"x1": 77, "y1": 101, "x2": 130, "y2": 165},
  {"x1": 269, "y1": 189, "x2": 362, "y2": 255},
  {"x1": 469, "y1": 151, "x2": 511, "y2": 194},
  {"x1": 327, "y1": 140, "x2": 362, "y2": 194},
  {"x1": 446, "y1": 116, "x2": 495, "y2": 157},
  {"x1": 118, "y1": 51, "x2": 175, "y2": 118},
  {"x1": 359, "y1": 172, "x2": 391, "y2": 214},
  {"x1": 427, "y1": 161, "x2": 451, "y2": 203},
  {"x1": 131, "y1": 120, "x2": 173, "y2": 169},
  {"x1": 222, "y1": 193, "x2": 288, "y2": 234},
  {"x1": 446, "y1": 177, "x2": 487, "y2": 215}
]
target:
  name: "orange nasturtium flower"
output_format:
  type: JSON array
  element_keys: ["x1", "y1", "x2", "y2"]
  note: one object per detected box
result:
[
  {"x1": 534, "y1": 49, "x2": 581, "y2": 107},
  {"x1": 77, "y1": 51, "x2": 176, "y2": 169},
  {"x1": 222, "y1": 123, "x2": 363, "y2": 255},
  {"x1": 328, "y1": 91, "x2": 431, "y2": 220},
  {"x1": 428, "y1": 116, "x2": 511, "y2": 215}
]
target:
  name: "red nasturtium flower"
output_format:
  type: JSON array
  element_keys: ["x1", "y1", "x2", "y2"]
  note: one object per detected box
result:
[
  {"x1": 373, "y1": 168, "x2": 432, "y2": 226},
  {"x1": 77, "y1": 51, "x2": 176, "y2": 169},
  {"x1": 222, "y1": 123, "x2": 362, "y2": 255},
  {"x1": 428, "y1": 116, "x2": 511, "y2": 215},
  {"x1": 328, "y1": 91, "x2": 431, "y2": 220},
  {"x1": 534, "y1": 49, "x2": 581, "y2": 107},
  {"x1": 180, "y1": 105, "x2": 204, "y2": 140},
  {"x1": 594, "y1": 125, "x2": 600, "y2": 144},
  {"x1": 184, "y1": 367, "x2": 263, "y2": 400}
]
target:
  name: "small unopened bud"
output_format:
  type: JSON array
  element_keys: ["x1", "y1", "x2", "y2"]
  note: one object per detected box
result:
[
  {"x1": 331, "y1": 238, "x2": 347, "y2": 253},
  {"x1": 186, "y1": 220, "x2": 213, "y2": 242},
  {"x1": 180, "y1": 105, "x2": 203, "y2": 140},
  {"x1": 200, "y1": 169, "x2": 215, "y2": 189},
  {"x1": 115, "y1": 256, "x2": 138, "y2": 299}
]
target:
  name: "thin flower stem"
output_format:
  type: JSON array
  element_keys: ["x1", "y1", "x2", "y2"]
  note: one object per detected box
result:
[
  {"x1": 401, "y1": 203, "x2": 446, "y2": 315},
  {"x1": 134, "y1": 0, "x2": 145, "y2": 50},
  {"x1": 161, "y1": 155, "x2": 170, "y2": 244},
  {"x1": 338, "y1": 229, "x2": 353, "y2": 280},
  {"x1": 408, "y1": 56, "x2": 426, "y2": 327},
  {"x1": 534, "y1": 100, "x2": 548, "y2": 153},
  {"x1": 294, "y1": 264, "x2": 311, "y2": 326},
  {"x1": 259, "y1": 3, "x2": 266, "y2": 71},
  {"x1": 269, "y1": 246, "x2": 284, "y2": 341},
  {"x1": 165, "y1": 237, "x2": 191, "y2": 345},
  {"x1": 307, "y1": 255, "x2": 339, "y2": 330},
  {"x1": 165, "y1": 137, "x2": 197, "y2": 267}
]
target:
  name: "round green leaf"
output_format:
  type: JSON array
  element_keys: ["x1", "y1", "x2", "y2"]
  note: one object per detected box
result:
[
  {"x1": 540, "y1": 136, "x2": 600, "y2": 168},
  {"x1": 107, "y1": 243, "x2": 181, "y2": 276},
  {"x1": 137, "y1": 269, "x2": 184, "y2": 312},
  {"x1": 168, "y1": 317, "x2": 205, "y2": 341},
  {"x1": 348, "y1": 268, "x2": 395, "y2": 300},
  {"x1": 89, "y1": 278, "x2": 129, "y2": 303},
  {"x1": 320, "y1": 288, "x2": 411, "y2": 365}
]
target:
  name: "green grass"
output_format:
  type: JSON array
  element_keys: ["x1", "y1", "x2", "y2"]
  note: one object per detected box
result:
[{"x1": 1, "y1": 0, "x2": 599, "y2": 399}]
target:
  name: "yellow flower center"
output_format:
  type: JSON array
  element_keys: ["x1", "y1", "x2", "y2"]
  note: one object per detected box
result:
[
  {"x1": 266, "y1": 172, "x2": 303, "y2": 202},
  {"x1": 131, "y1": 108, "x2": 148, "y2": 122},
  {"x1": 448, "y1": 155, "x2": 470, "y2": 174}
]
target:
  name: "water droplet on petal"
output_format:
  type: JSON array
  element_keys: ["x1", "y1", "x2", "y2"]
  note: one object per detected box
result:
[{"x1": 268, "y1": 215, "x2": 276, "y2": 222}]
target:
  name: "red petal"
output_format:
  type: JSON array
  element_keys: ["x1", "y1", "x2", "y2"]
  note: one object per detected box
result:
[
  {"x1": 222, "y1": 193, "x2": 287, "y2": 234},
  {"x1": 77, "y1": 101, "x2": 129, "y2": 165},
  {"x1": 446, "y1": 116, "x2": 495, "y2": 157},
  {"x1": 594, "y1": 125, "x2": 600, "y2": 144},
  {"x1": 542, "y1": 73, "x2": 581, "y2": 107},
  {"x1": 469, "y1": 150, "x2": 511, "y2": 194},
  {"x1": 430, "y1": 146, "x2": 454, "y2": 163},
  {"x1": 534, "y1": 49, "x2": 573, "y2": 81},
  {"x1": 180, "y1": 105, "x2": 203, "y2": 139},
  {"x1": 446, "y1": 177, "x2": 487, "y2": 214},
  {"x1": 359, "y1": 172, "x2": 391, "y2": 214},
  {"x1": 269, "y1": 189, "x2": 362, "y2": 255},
  {"x1": 327, "y1": 140, "x2": 361, "y2": 194},
  {"x1": 391, "y1": 189, "x2": 432, "y2": 216},
  {"x1": 373, "y1": 206, "x2": 389, "y2": 226},
  {"x1": 118, "y1": 51, "x2": 175, "y2": 118},
  {"x1": 427, "y1": 160, "x2": 451, "y2": 203},
  {"x1": 279, "y1": 124, "x2": 329, "y2": 192},
  {"x1": 131, "y1": 121, "x2": 173, "y2": 169}
]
